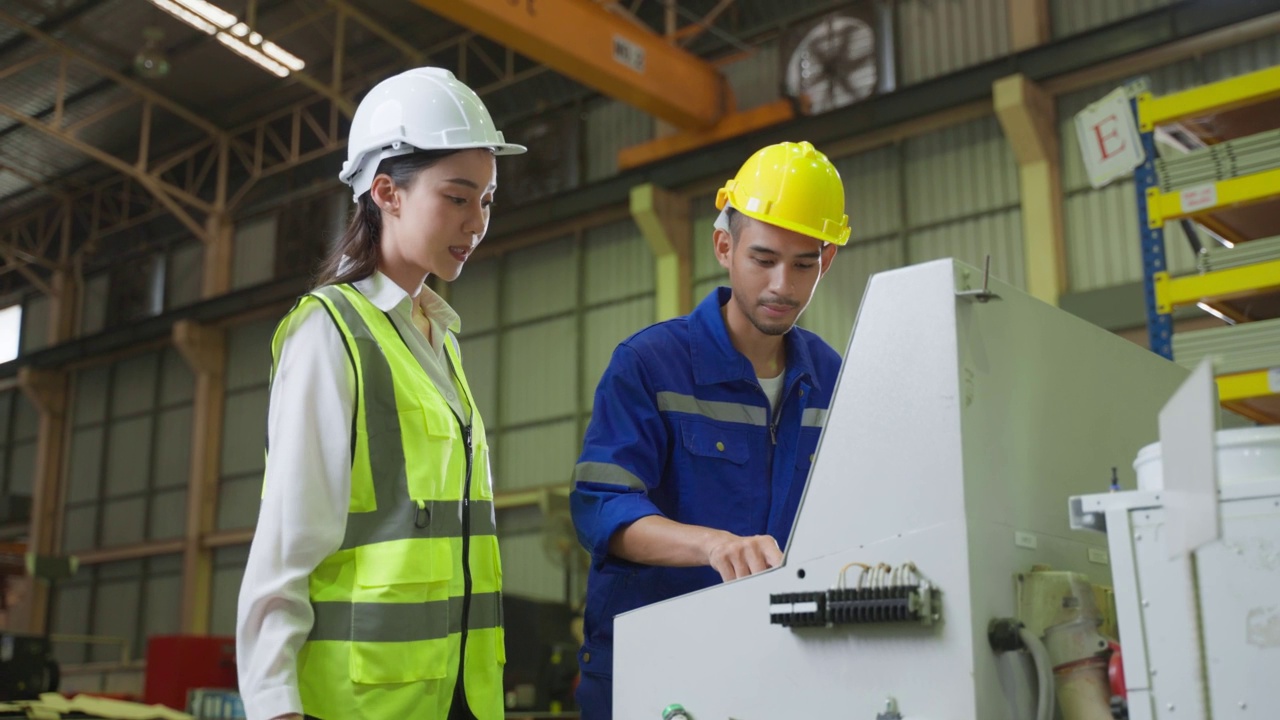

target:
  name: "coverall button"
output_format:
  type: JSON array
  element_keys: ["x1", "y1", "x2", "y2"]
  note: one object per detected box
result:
[{"x1": 715, "y1": 441, "x2": 725, "y2": 452}]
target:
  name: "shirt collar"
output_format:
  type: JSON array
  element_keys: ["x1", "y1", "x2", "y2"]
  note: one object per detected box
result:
[
  {"x1": 352, "y1": 271, "x2": 462, "y2": 334},
  {"x1": 689, "y1": 287, "x2": 818, "y2": 390},
  {"x1": 417, "y1": 282, "x2": 462, "y2": 334}
]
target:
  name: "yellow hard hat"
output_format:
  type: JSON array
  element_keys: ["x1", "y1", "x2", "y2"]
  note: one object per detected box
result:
[{"x1": 715, "y1": 141, "x2": 850, "y2": 246}]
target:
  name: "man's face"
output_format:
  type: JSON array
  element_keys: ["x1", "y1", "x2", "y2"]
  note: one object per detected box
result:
[{"x1": 714, "y1": 216, "x2": 837, "y2": 336}]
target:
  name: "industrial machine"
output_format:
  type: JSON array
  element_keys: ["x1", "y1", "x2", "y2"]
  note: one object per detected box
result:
[
  {"x1": 1071, "y1": 362, "x2": 1280, "y2": 719},
  {"x1": 0, "y1": 552, "x2": 75, "y2": 703},
  {"x1": 614, "y1": 259, "x2": 1195, "y2": 719}
]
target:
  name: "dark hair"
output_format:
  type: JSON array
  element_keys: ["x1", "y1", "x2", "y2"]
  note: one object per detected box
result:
[
  {"x1": 314, "y1": 149, "x2": 460, "y2": 288},
  {"x1": 723, "y1": 206, "x2": 829, "y2": 249},
  {"x1": 723, "y1": 207, "x2": 749, "y2": 243}
]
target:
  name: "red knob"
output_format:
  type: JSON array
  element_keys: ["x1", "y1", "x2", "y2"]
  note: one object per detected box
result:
[{"x1": 1108, "y1": 641, "x2": 1126, "y2": 700}]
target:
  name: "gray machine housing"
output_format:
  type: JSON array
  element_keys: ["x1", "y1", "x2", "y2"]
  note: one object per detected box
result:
[{"x1": 614, "y1": 259, "x2": 1189, "y2": 719}]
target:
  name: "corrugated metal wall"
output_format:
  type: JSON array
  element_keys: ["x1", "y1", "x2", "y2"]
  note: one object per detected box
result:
[
  {"x1": 450, "y1": 219, "x2": 653, "y2": 601},
  {"x1": 498, "y1": 237, "x2": 579, "y2": 493},
  {"x1": 802, "y1": 237, "x2": 903, "y2": 355},
  {"x1": 722, "y1": 40, "x2": 782, "y2": 110},
  {"x1": 584, "y1": 99, "x2": 654, "y2": 182},
  {"x1": 167, "y1": 242, "x2": 203, "y2": 310},
  {"x1": 217, "y1": 318, "x2": 274, "y2": 532},
  {"x1": 233, "y1": 215, "x2": 277, "y2": 290},
  {"x1": 902, "y1": 117, "x2": 1024, "y2": 287},
  {"x1": 80, "y1": 274, "x2": 108, "y2": 336},
  {"x1": 0, "y1": 390, "x2": 38, "y2": 500},
  {"x1": 904, "y1": 118, "x2": 1020, "y2": 225},
  {"x1": 1059, "y1": 34, "x2": 1280, "y2": 292},
  {"x1": 800, "y1": 117, "x2": 1023, "y2": 354},
  {"x1": 195, "y1": 309, "x2": 331, "y2": 631},
  {"x1": 895, "y1": 0, "x2": 1009, "y2": 85},
  {"x1": 581, "y1": 221, "x2": 655, "y2": 409},
  {"x1": 691, "y1": 193, "x2": 728, "y2": 302},
  {"x1": 801, "y1": 145, "x2": 903, "y2": 353},
  {"x1": 20, "y1": 293, "x2": 48, "y2": 354},
  {"x1": 52, "y1": 347, "x2": 192, "y2": 668},
  {"x1": 1051, "y1": 0, "x2": 1177, "y2": 39},
  {"x1": 61, "y1": 349, "x2": 193, "y2": 555},
  {"x1": 841, "y1": 144, "x2": 903, "y2": 243},
  {"x1": 210, "y1": 545, "x2": 250, "y2": 636},
  {"x1": 55, "y1": 553, "x2": 182, "y2": 694}
]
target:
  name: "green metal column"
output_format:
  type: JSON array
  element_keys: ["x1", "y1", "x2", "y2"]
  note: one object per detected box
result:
[{"x1": 631, "y1": 183, "x2": 692, "y2": 321}]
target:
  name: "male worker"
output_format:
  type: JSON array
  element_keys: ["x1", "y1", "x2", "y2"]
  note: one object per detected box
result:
[{"x1": 570, "y1": 141, "x2": 851, "y2": 719}]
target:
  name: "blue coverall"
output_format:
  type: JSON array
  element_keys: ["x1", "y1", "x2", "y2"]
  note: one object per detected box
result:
[{"x1": 570, "y1": 287, "x2": 842, "y2": 719}]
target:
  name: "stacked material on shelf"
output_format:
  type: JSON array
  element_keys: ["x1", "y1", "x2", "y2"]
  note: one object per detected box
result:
[
  {"x1": 1156, "y1": 128, "x2": 1280, "y2": 191},
  {"x1": 1198, "y1": 234, "x2": 1280, "y2": 272},
  {"x1": 1173, "y1": 316, "x2": 1280, "y2": 375}
]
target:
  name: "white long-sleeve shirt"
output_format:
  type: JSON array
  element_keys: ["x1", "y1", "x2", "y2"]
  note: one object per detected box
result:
[{"x1": 236, "y1": 272, "x2": 470, "y2": 720}]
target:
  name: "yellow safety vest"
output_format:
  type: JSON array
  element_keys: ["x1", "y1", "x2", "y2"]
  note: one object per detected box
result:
[{"x1": 268, "y1": 283, "x2": 504, "y2": 719}]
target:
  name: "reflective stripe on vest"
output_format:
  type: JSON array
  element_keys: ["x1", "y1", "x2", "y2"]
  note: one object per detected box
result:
[
  {"x1": 275, "y1": 284, "x2": 504, "y2": 719},
  {"x1": 309, "y1": 591, "x2": 504, "y2": 642}
]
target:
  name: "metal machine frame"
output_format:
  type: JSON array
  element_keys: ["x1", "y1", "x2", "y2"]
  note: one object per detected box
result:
[{"x1": 614, "y1": 259, "x2": 1190, "y2": 719}]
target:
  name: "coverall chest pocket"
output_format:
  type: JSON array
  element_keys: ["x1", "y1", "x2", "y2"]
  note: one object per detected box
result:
[
  {"x1": 795, "y1": 426, "x2": 822, "y2": 472},
  {"x1": 679, "y1": 418, "x2": 751, "y2": 464},
  {"x1": 678, "y1": 418, "x2": 758, "y2": 531}
]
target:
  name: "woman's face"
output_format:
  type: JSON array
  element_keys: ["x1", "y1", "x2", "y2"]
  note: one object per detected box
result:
[{"x1": 377, "y1": 148, "x2": 497, "y2": 282}]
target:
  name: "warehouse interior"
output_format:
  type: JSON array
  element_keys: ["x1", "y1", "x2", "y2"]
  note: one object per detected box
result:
[{"x1": 0, "y1": 0, "x2": 1278, "y2": 717}]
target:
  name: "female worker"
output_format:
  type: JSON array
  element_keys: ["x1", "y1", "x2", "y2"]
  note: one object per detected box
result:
[{"x1": 236, "y1": 67, "x2": 526, "y2": 720}]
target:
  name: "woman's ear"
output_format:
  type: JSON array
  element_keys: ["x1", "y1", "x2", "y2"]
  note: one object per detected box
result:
[{"x1": 369, "y1": 174, "x2": 399, "y2": 217}]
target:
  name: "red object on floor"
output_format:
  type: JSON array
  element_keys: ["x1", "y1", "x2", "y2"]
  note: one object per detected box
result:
[
  {"x1": 144, "y1": 635, "x2": 237, "y2": 710},
  {"x1": 1108, "y1": 641, "x2": 1126, "y2": 700}
]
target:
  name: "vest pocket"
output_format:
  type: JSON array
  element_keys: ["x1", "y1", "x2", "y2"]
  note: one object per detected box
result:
[
  {"x1": 355, "y1": 539, "x2": 453, "y2": 587},
  {"x1": 473, "y1": 437, "x2": 494, "y2": 500},
  {"x1": 400, "y1": 404, "x2": 456, "y2": 501},
  {"x1": 349, "y1": 541, "x2": 453, "y2": 684}
]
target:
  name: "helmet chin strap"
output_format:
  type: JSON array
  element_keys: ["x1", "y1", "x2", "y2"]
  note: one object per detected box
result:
[{"x1": 713, "y1": 202, "x2": 734, "y2": 233}]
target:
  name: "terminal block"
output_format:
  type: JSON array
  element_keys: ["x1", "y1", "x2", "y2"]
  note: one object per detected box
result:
[
  {"x1": 770, "y1": 583, "x2": 940, "y2": 628},
  {"x1": 768, "y1": 591, "x2": 827, "y2": 627}
]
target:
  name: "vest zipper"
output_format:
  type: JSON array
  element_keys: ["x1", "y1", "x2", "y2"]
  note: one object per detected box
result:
[{"x1": 454, "y1": 419, "x2": 476, "y2": 716}]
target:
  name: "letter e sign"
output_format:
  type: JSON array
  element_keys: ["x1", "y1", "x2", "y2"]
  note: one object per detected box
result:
[{"x1": 1074, "y1": 86, "x2": 1146, "y2": 189}]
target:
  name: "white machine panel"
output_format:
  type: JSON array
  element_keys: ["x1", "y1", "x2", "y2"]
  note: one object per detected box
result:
[
  {"x1": 1198, "y1": 495, "x2": 1280, "y2": 716},
  {"x1": 614, "y1": 260, "x2": 1189, "y2": 719},
  {"x1": 1078, "y1": 481, "x2": 1280, "y2": 719}
]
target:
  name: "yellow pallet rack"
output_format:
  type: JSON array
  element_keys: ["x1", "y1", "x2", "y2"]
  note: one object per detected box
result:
[{"x1": 1134, "y1": 64, "x2": 1280, "y2": 422}]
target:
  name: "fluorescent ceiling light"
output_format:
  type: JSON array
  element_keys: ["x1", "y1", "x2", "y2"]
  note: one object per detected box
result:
[
  {"x1": 216, "y1": 33, "x2": 290, "y2": 77},
  {"x1": 146, "y1": 0, "x2": 305, "y2": 78}
]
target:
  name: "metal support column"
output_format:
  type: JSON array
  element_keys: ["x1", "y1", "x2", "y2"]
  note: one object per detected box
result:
[
  {"x1": 16, "y1": 368, "x2": 68, "y2": 635},
  {"x1": 1133, "y1": 98, "x2": 1173, "y2": 359},
  {"x1": 173, "y1": 320, "x2": 227, "y2": 635}
]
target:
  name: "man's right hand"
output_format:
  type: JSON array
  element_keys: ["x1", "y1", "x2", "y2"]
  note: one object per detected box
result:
[
  {"x1": 608, "y1": 516, "x2": 784, "y2": 580},
  {"x1": 705, "y1": 533, "x2": 783, "y2": 582}
]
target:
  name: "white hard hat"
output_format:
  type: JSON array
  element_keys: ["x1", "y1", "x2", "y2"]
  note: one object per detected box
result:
[{"x1": 339, "y1": 67, "x2": 526, "y2": 201}]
